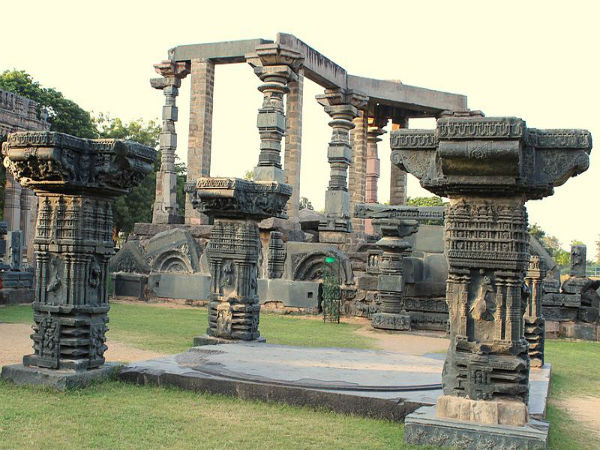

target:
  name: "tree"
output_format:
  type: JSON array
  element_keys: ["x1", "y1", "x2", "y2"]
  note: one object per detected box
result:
[
  {"x1": 596, "y1": 235, "x2": 600, "y2": 264},
  {"x1": 299, "y1": 197, "x2": 314, "y2": 210},
  {"x1": 0, "y1": 70, "x2": 97, "y2": 138},
  {"x1": 406, "y1": 196, "x2": 447, "y2": 207}
]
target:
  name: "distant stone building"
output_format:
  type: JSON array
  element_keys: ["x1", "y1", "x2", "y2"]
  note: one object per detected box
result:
[{"x1": 0, "y1": 89, "x2": 50, "y2": 261}]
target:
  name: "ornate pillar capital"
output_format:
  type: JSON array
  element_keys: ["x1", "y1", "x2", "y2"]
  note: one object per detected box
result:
[{"x1": 150, "y1": 60, "x2": 190, "y2": 90}]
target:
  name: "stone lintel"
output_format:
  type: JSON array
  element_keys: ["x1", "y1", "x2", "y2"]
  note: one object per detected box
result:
[{"x1": 168, "y1": 39, "x2": 273, "y2": 63}]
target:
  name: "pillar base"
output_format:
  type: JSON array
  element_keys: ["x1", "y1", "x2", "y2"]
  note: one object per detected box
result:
[
  {"x1": 405, "y1": 405, "x2": 548, "y2": 450},
  {"x1": 1, "y1": 362, "x2": 120, "y2": 391},
  {"x1": 371, "y1": 312, "x2": 410, "y2": 331},
  {"x1": 193, "y1": 335, "x2": 266, "y2": 346}
]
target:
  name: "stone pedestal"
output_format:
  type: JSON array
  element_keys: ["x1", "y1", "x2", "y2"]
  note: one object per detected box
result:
[
  {"x1": 151, "y1": 60, "x2": 190, "y2": 224},
  {"x1": 392, "y1": 113, "x2": 592, "y2": 449},
  {"x1": 316, "y1": 89, "x2": 367, "y2": 234},
  {"x1": 186, "y1": 177, "x2": 291, "y2": 342},
  {"x1": 1, "y1": 131, "x2": 155, "y2": 382}
]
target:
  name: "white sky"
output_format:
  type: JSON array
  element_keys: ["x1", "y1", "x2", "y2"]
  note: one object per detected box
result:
[{"x1": 2, "y1": 0, "x2": 599, "y2": 252}]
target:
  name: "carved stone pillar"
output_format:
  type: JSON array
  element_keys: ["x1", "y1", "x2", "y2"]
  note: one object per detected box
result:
[
  {"x1": 316, "y1": 89, "x2": 368, "y2": 238},
  {"x1": 1, "y1": 132, "x2": 156, "y2": 373},
  {"x1": 3, "y1": 172, "x2": 21, "y2": 232},
  {"x1": 247, "y1": 44, "x2": 303, "y2": 184},
  {"x1": 524, "y1": 255, "x2": 545, "y2": 367},
  {"x1": 284, "y1": 68, "x2": 304, "y2": 225},
  {"x1": 19, "y1": 186, "x2": 37, "y2": 262},
  {"x1": 570, "y1": 244, "x2": 587, "y2": 276},
  {"x1": 393, "y1": 113, "x2": 591, "y2": 448},
  {"x1": 364, "y1": 117, "x2": 387, "y2": 234},
  {"x1": 151, "y1": 60, "x2": 190, "y2": 225},
  {"x1": 186, "y1": 58, "x2": 215, "y2": 225},
  {"x1": 390, "y1": 120, "x2": 408, "y2": 205},
  {"x1": 187, "y1": 178, "x2": 291, "y2": 343}
]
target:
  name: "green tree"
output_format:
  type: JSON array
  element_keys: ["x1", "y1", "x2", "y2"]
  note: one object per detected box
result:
[
  {"x1": 406, "y1": 196, "x2": 447, "y2": 207},
  {"x1": 299, "y1": 197, "x2": 314, "y2": 210},
  {"x1": 0, "y1": 70, "x2": 97, "y2": 138}
]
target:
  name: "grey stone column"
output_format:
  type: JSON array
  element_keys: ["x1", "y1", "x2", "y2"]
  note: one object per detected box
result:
[
  {"x1": 151, "y1": 60, "x2": 190, "y2": 225},
  {"x1": 390, "y1": 120, "x2": 408, "y2": 205},
  {"x1": 19, "y1": 187, "x2": 37, "y2": 262},
  {"x1": 524, "y1": 255, "x2": 545, "y2": 367},
  {"x1": 316, "y1": 89, "x2": 368, "y2": 237},
  {"x1": 349, "y1": 110, "x2": 368, "y2": 234},
  {"x1": 3, "y1": 172, "x2": 21, "y2": 232},
  {"x1": 247, "y1": 44, "x2": 303, "y2": 184},
  {"x1": 185, "y1": 58, "x2": 215, "y2": 225},
  {"x1": 283, "y1": 68, "x2": 304, "y2": 225},
  {"x1": 365, "y1": 117, "x2": 387, "y2": 234}
]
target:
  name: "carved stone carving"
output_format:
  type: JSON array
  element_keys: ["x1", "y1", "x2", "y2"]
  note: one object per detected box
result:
[
  {"x1": 267, "y1": 231, "x2": 286, "y2": 279},
  {"x1": 524, "y1": 255, "x2": 545, "y2": 367},
  {"x1": 3, "y1": 131, "x2": 156, "y2": 370},
  {"x1": 392, "y1": 113, "x2": 591, "y2": 426}
]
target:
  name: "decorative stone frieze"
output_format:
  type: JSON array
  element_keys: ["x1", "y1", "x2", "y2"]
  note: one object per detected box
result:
[{"x1": 2, "y1": 131, "x2": 156, "y2": 370}]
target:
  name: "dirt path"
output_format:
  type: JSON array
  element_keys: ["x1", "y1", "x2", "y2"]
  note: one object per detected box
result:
[
  {"x1": 556, "y1": 396, "x2": 600, "y2": 438},
  {"x1": 354, "y1": 323, "x2": 449, "y2": 355},
  {"x1": 0, "y1": 323, "x2": 165, "y2": 367}
]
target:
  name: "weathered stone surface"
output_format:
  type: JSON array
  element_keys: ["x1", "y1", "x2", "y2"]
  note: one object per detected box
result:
[
  {"x1": 3, "y1": 131, "x2": 156, "y2": 371},
  {"x1": 111, "y1": 273, "x2": 148, "y2": 299},
  {"x1": 437, "y1": 395, "x2": 528, "y2": 426},
  {"x1": 371, "y1": 312, "x2": 410, "y2": 330},
  {"x1": 1, "y1": 363, "x2": 120, "y2": 390},
  {"x1": 258, "y1": 279, "x2": 320, "y2": 310},
  {"x1": 524, "y1": 255, "x2": 545, "y2": 367},
  {"x1": 148, "y1": 272, "x2": 210, "y2": 301}
]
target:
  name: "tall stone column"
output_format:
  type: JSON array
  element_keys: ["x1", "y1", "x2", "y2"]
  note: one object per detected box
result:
[
  {"x1": 364, "y1": 117, "x2": 387, "y2": 234},
  {"x1": 151, "y1": 60, "x2": 190, "y2": 225},
  {"x1": 3, "y1": 172, "x2": 21, "y2": 232},
  {"x1": 186, "y1": 58, "x2": 215, "y2": 225},
  {"x1": 524, "y1": 255, "x2": 545, "y2": 367},
  {"x1": 1, "y1": 131, "x2": 155, "y2": 377},
  {"x1": 349, "y1": 110, "x2": 368, "y2": 234},
  {"x1": 19, "y1": 187, "x2": 37, "y2": 262},
  {"x1": 284, "y1": 68, "x2": 304, "y2": 225},
  {"x1": 390, "y1": 120, "x2": 408, "y2": 205},
  {"x1": 316, "y1": 89, "x2": 368, "y2": 240},
  {"x1": 394, "y1": 113, "x2": 591, "y2": 449},
  {"x1": 247, "y1": 44, "x2": 303, "y2": 183}
]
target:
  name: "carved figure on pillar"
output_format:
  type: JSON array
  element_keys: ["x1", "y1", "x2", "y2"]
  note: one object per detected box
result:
[
  {"x1": 393, "y1": 112, "x2": 591, "y2": 447},
  {"x1": 247, "y1": 44, "x2": 303, "y2": 183},
  {"x1": 151, "y1": 60, "x2": 190, "y2": 224},
  {"x1": 316, "y1": 89, "x2": 368, "y2": 235},
  {"x1": 2, "y1": 131, "x2": 156, "y2": 371}
]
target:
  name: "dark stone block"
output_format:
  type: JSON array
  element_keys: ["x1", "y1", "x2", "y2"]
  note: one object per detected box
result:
[
  {"x1": 357, "y1": 275, "x2": 378, "y2": 291},
  {"x1": 112, "y1": 273, "x2": 148, "y2": 299},
  {"x1": 560, "y1": 322, "x2": 597, "y2": 340},
  {"x1": 1, "y1": 363, "x2": 120, "y2": 390},
  {"x1": 0, "y1": 288, "x2": 34, "y2": 304}
]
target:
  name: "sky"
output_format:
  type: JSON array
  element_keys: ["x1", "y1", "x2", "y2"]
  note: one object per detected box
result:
[{"x1": 2, "y1": 0, "x2": 599, "y2": 253}]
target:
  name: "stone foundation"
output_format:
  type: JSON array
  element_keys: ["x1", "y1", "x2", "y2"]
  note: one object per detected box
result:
[{"x1": 437, "y1": 395, "x2": 528, "y2": 427}]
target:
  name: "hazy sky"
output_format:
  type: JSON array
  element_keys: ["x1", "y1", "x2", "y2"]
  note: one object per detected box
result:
[{"x1": 2, "y1": 0, "x2": 599, "y2": 253}]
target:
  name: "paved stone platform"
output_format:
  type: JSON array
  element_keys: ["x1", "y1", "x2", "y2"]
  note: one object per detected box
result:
[{"x1": 120, "y1": 344, "x2": 550, "y2": 422}]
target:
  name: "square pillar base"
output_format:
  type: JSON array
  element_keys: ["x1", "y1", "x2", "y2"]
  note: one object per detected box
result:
[
  {"x1": 371, "y1": 312, "x2": 411, "y2": 331},
  {"x1": 405, "y1": 406, "x2": 549, "y2": 450},
  {"x1": 1, "y1": 363, "x2": 120, "y2": 391},
  {"x1": 193, "y1": 335, "x2": 266, "y2": 346}
]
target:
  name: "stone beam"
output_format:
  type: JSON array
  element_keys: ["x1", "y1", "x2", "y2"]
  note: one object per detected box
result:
[
  {"x1": 169, "y1": 39, "x2": 273, "y2": 63},
  {"x1": 348, "y1": 75, "x2": 467, "y2": 116},
  {"x1": 276, "y1": 33, "x2": 347, "y2": 89}
]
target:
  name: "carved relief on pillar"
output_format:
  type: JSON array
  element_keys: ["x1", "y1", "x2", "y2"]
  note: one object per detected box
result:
[
  {"x1": 316, "y1": 89, "x2": 368, "y2": 233},
  {"x1": 3, "y1": 131, "x2": 156, "y2": 370},
  {"x1": 524, "y1": 255, "x2": 545, "y2": 367},
  {"x1": 247, "y1": 44, "x2": 303, "y2": 183}
]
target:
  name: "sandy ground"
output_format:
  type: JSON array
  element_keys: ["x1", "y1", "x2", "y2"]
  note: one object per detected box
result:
[
  {"x1": 555, "y1": 397, "x2": 600, "y2": 437},
  {"x1": 0, "y1": 323, "x2": 165, "y2": 367},
  {"x1": 355, "y1": 324, "x2": 449, "y2": 355}
]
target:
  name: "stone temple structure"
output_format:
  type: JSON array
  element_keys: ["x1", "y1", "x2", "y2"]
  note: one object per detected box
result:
[
  {"x1": 1, "y1": 131, "x2": 156, "y2": 387},
  {"x1": 0, "y1": 89, "x2": 50, "y2": 263},
  {"x1": 111, "y1": 33, "x2": 465, "y2": 331},
  {"x1": 393, "y1": 112, "x2": 592, "y2": 449}
]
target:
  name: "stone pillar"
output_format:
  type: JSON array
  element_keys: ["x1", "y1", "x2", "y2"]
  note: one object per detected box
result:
[
  {"x1": 151, "y1": 60, "x2": 190, "y2": 225},
  {"x1": 247, "y1": 44, "x2": 303, "y2": 183},
  {"x1": 365, "y1": 117, "x2": 387, "y2": 234},
  {"x1": 394, "y1": 114, "x2": 591, "y2": 449},
  {"x1": 349, "y1": 110, "x2": 368, "y2": 234},
  {"x1": 283, "y1": 68, "x2": 304, "y2": 225},
  {"x1": 390, "y1": 120, "x2": 408, "y2": 205},
  {"x1": 570, "y1": 244, "x2": 587, "y2": 276},
  {"x1": 19, "y1": 187, "x2": 37, "y2": 262},
  {"x1": 524, "y1": 255, "x2": 545, "y2": 367},
  {"x1": 3, "y1": 172, "x2": 21, "y2": 232},
  {"x1": 316, "y1": 89, "x2": 368, "y2": 239},
  {"x1": 1, "y1": 131, "x2": 155, "y2": 374},
  {"x1": 187, "y1": 178, "x2": 291, "y2": 344},
  {"x1": 186, "y1": 58, "x2": 215, "y2": 225}
]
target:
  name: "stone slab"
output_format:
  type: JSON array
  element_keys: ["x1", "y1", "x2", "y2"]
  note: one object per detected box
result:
[
  {"x1": 193, "y1": 335, "x2": 266, "y2": 346},
  {"x1": 149, "y1": 272, "x2": 210, "y2": 301},
  {"x1": 0, "y1": 288, "x2": 34, "y2": 304},
  {"x1": 1, "y1": 363, "x2": 120, "y2": 390},
  {"x1": 404, "y1": 405, "x2": 549, "y2": 450},
  {"x1": 119, "y1": 344, "x2": 549, "y2": 421},
  {"x1": 372, "y1": 312, "x2": 411, "y2": 331},
  {"x1": 258, "y1": 279, "x2": 319, "y2": 309}
]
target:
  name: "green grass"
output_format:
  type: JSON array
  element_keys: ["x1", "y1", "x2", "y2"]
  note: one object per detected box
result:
[{"x1": 2, "y1": 302, "x2": 600, "y2": 449}]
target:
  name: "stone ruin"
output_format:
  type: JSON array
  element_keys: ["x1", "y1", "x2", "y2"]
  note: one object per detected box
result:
[
  {"x1": 1, "y1": 131, "x2": 155, "y2": 385},
  {"x1": 0, "y1": 222, "x2": 34, "y2": 304},
  {"x1": 111, "y1": 33, "x2": 464, "y2": 332}
]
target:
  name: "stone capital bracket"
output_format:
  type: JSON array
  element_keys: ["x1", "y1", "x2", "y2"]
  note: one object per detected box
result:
[
  {"x1": 316, "y1": 88, "x2": 368, "y2": 112},
  {"x1": 246, "y1": 43, "x2": 303, "y2": 79},
  {"x1": 150, "y1": 60, "x2": 191, "y2": 89}
]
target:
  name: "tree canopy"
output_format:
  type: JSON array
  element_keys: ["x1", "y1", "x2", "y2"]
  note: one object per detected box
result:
[{"x1": 406, "y1": 196, "x2": 447, "y2": 207}]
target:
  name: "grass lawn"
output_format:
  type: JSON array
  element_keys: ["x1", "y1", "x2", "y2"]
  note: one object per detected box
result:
[{"x1": 1, "y1": 302, "x2": 599, "y2": 449}]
